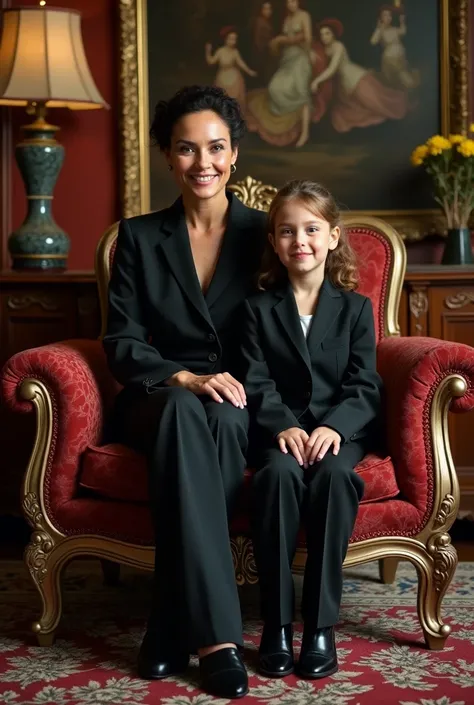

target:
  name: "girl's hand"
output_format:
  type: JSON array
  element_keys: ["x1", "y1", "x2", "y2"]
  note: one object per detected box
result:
[
  {"x1": 276, "y1": 427, "x2": 309, "y2": 467},
  {"x1": 305, "y1": 426, "x2": 341, "y2": 465},
  {"x1": 205, "y1": 42, "x2": 212, "y2": 53},
  {"x1": 311, "y1": 78, "x2": 320, "y2": 93},
  {"x1": 169, "y1": 370, "x2": 246, "y2": 408}
]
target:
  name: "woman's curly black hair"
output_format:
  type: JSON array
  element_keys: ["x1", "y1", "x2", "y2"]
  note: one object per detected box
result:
[{"x1": 150, "y1": 85, "x2": 247, "y2": 151}]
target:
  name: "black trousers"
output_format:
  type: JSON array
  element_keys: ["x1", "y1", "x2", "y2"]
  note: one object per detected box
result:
[
  {"x1": 113, "y1": 387, "x2": 249, "y2": 651},
  {"x1": 251, "y1": 431, "x2": 365, "y2": 630}
]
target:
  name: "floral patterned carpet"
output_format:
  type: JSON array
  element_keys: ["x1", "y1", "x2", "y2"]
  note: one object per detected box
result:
[{"x1": 0, "y1": 559, "x2": 473, "y2": 705}]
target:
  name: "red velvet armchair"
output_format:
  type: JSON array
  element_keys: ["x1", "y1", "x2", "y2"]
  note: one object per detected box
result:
[{"x1": 2, "y1": 176, "x2": 474, "y2": 651}]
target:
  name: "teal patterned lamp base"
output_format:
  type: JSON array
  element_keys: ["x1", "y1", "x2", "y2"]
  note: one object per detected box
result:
[{"x1": 8, "y1": 106, "x2": 70, "y2": 270}]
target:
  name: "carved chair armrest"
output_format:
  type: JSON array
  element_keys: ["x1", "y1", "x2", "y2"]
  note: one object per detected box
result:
[
  {"x1": 376, "y1": 336, "x2": 474, "y2": 527},
  {"x1": 1, "y1": 339, "x2": 118, "y2": 508}
]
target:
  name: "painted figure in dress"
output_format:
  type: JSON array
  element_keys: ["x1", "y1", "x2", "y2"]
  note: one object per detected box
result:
[
  {"x1": 205, "y1": 26, "x2": 257, "y2": 112},
  {"x1": 370, "y1": 5, "x2": 420, "y2": 90},
  {"x1": 311, "y1": 19, "x2": 408, "y2": 133},
  {"x1": 246, "y1": 0, "x2": 314, "y2": 148}
]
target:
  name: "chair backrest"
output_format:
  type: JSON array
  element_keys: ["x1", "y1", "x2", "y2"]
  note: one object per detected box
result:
[{"x1": 95, "y1": 176, "x2": 406, "y2": 343}]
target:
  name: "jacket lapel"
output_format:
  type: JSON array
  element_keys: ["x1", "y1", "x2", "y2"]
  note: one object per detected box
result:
[
  {"x1": 205, "y1": 194, "x2": 252, "y2": 309},
  {"x1": 307, "y1": 278, "x2": 343, "y2": 350},
  {"x1": 159, "y1": 198, "x2": 214, "y2": 329},
  {"x1": 273, "y1": 283, "x2": 311, "y2": 372}
]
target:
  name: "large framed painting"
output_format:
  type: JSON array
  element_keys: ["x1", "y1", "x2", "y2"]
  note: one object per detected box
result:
[{"x1": 118, "y1": 0, "x2": 471, "y2": 241}]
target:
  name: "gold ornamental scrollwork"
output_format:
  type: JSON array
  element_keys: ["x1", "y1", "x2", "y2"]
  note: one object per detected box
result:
[
  {"x1": 230, "y1": 536, "x2": 258, "y2": 586},
  {"x1": 228, "y1": 176, "x2": 277, "y2": 212},
  {"x1": 448, "y1": 0, "x2": 470, "y2": 135},
  {"x1": 23, "y1": 492, "x2": 55, "y2": 585},
  {"x1": 445, "y1": 292, "x2": 474, "y2": 309},
  {"x1": 429, "y1": 533, "x2": 458, "y2": 593},
  {"x1": 119, "y1": 0, "x2": 142, "y2": 218},
  {"x1": 433, "y1": 494, "x2": 456, "y2": 529}
]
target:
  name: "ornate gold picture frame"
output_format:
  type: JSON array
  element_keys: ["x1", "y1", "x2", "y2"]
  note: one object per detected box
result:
[{"x1": 118, "y1": 0, "x2": 471, "y2": 242}]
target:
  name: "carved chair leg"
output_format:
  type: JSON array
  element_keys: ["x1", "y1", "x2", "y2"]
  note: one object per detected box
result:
[
  {"x1": 417, "y1": 534, "x2": 458, "y2": 650},
  {"x1": 379, "y1": 558, "x2": 399, "y2": 584},
  {"x1": 100, "y1": 560, "x2": 121, "y2": 586},
  {"x1": 25, "y1": 540, "x2": 64, "y2": 646}
]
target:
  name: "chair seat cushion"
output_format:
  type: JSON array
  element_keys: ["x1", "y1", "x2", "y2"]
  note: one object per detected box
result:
[{"x1": 79, "y1": 444, "x2": 400, "y2": 505}]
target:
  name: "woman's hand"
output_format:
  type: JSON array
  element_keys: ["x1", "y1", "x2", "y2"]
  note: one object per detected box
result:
[
  {"x1": 169, "y1": 370, "x2": 246, "y2": 408},
  {"x1": 305, "y1": 426, "x2": 341, "y2": 465},
  {"x1": 311, "y1": 78, "x2": 320, "y2": 93},
  {"x1": 276, "y1": 427, "x2": 309, "y2": 467}
]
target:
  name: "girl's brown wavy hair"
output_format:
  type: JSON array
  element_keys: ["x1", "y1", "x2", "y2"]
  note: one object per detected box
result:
[{"x1": 258, "y1": 179, "x2": 358, "y2": 291}]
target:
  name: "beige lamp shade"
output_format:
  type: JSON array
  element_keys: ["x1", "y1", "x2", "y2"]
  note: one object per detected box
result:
[{"x1": 0, "y1": 7, "x2": 108, "y2": 109}]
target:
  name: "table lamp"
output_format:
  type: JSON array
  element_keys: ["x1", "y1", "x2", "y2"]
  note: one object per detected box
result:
[{"x1": 0, "y1": 4, "x2": 108, "y2": 269}]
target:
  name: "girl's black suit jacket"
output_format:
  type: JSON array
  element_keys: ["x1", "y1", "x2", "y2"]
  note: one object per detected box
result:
[{"x1": 241, "y1": 278, "x2": 383, "y2": 444}]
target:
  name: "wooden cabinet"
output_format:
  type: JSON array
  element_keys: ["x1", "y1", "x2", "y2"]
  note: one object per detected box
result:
[
  {"x1": 402, "y1": 265, "x2": 474, "y2": 516},
  {"x1": 1, "y1": 267, "x2": 473, "y2": 518},
  {"x1": 0, "y1": 271, "x2": 99, "y2": 368},
  {"x1": 0, "y1": 271, "x2": 100, "y2": 515}
]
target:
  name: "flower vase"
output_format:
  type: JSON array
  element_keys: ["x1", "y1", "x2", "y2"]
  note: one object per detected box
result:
[{"x1": 441, "y1": 228, "x2": 474, "y2": 265}]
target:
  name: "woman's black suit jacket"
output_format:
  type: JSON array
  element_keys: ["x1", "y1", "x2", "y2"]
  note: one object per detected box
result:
[
  {"x1": 103, "y1": 192, "x2": 267, "y2": 396},
  {"x1": 241, "y1": 278, "x2": 383, "y2": 444}
]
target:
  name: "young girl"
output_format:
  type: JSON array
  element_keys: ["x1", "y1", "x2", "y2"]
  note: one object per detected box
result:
[
  {"x1": 205, "y1": 27, "x2": 257, "y2": 112},
  {"x1": 370, "y1": 6, "x2": 419, "y2": 90},
  {"x1": 241, "y1": 180, "x2": 382, "y2": 679}
]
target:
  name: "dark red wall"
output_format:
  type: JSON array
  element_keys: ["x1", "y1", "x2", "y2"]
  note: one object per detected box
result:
[{"x1": 9, "y1": 0, "x2": 119, "y2": 270}]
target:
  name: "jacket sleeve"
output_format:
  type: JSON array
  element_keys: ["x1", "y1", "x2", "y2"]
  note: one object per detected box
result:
[
  {"x1": 241, "y1": 299, "x2": 302, "y2": 438},
  {"x1": 320, "y1": 297, "x2": 382, "y2": 442},
  {"x1": 102, "y1": 218, "x2": 187, "y2": 390}
]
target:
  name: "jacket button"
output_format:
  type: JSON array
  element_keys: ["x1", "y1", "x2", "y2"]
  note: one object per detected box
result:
[
  {"x1": 207, "y1": 333, "x2": 216, "y2": 342},
  {"x1": 305, "y1": 391, "x2": 311, "y2": 399},
  {"x1": 208, "y1": 352, "x2": 218, "y2": 362}
]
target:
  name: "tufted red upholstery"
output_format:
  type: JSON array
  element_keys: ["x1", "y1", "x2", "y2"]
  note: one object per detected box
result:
[{"x1": 347, "y1": 226, "x2": 392, "y2": 345}]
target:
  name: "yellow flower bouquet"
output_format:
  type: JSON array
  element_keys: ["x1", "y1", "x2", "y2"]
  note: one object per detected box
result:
[
  {"x1": 411, "y1": 128, "x2": 474, "y2": 228},
  {"x1": 411, "y1": 128, "x2": 474, "y2": 263}
]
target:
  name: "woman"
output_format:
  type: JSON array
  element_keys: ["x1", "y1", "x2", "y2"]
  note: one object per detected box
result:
[
  {"x1": 311, "y1": 19, "x2": 408, "y2": 132},
  {"x1": 246, "y1": 0, "x2": 313, "y2": 148},
  {"x1": 103, "y1": 85, "x2": 266, "y2": 699}
]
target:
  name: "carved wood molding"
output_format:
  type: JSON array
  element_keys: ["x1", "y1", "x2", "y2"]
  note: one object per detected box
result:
[
  {"x1": 445, "y1": 292, "x2": 474, "y2": 309},
  {"x1": 7, "y1": 295, "x2": 59, "y2": 311},
  {"x1": 409, "y1": 290, "x2": 429, "y2": 334}
]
